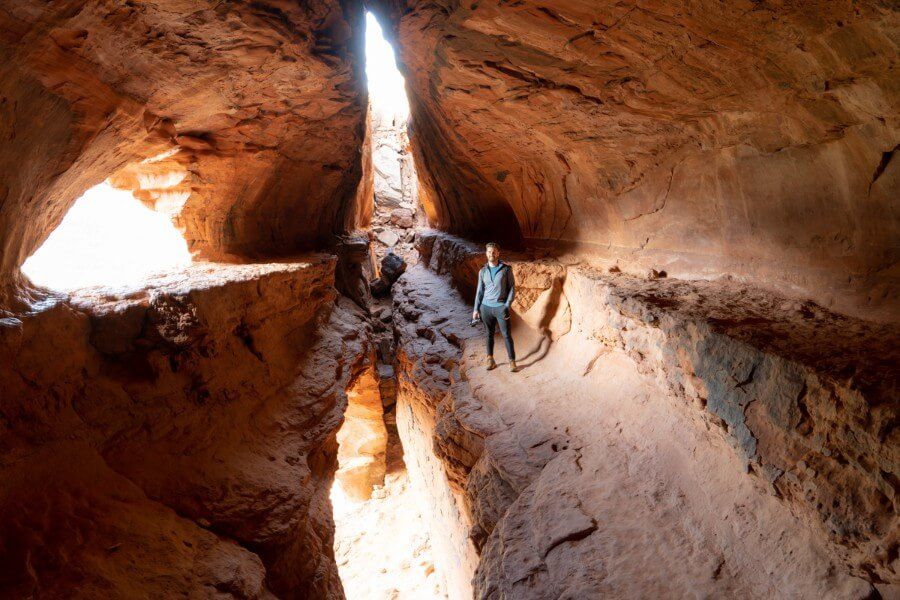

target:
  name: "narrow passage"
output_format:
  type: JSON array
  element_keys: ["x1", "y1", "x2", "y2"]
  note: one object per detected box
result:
[{"x1": 329, "y1": 11, "x2": 443, "y2": 600}]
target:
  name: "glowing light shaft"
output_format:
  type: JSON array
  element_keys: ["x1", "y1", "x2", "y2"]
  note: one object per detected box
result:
[
  {"x1": 21, "y1": 181, "x2": 192, "y2": 291},
  {"x1": 365, "y1": 12, "x2": 409, "y2": 121}
]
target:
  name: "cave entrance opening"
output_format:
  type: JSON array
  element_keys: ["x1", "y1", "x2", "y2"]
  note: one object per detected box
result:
[
  {"x1": 20, "y1": 181, "x2": 192, "y2": 292},
  {"x1": 363, "y1": 11, "x2": 423, "y2": 263}
]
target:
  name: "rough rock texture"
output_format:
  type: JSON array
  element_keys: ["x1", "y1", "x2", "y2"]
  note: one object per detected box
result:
[
  {"x1": 372, "y1": 1, "x2": 899, "y2": 320},
  {"x1": 333, "y1": 234, "x2": 374, "y2": 310},
  {"x1": 391, "y1": 270, "x2": 483, "y2": 599},
  {"x1": 369, "y1": 110, "x2": 423, "y2": 262},
  {"x1": 372, "y1": 112, "x2": 419, "y2": 218},
  {"x1": 0, "y1": 258, "x2": 372, "y2": 599},
  {"x1": 335, "y1": 361, "x2": 388, "y2": 500},
  {"x1": 392, "y1": 232, "x2": 897, "y2": 598},
  {"x1": 0, "y1": 0, "x2": 370, "y2": 290},
  {"x1": 1, "y1": 1, "x2": 897, "y2": 596},
  {"x1": 558, "y1": 267, "x2": 899, "y2": 586},
  {"x1": 370, "y1": 250, "x2": 408, "y2": 296}
]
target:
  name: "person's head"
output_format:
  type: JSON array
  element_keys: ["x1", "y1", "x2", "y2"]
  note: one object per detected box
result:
[{"x1": 485, "y1": 242, "x2": 500, "y2": 264}]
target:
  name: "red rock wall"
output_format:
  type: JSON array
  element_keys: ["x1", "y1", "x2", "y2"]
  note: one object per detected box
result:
[
  {"x1": 0, "y1": 2, "x2": 896, "y2": 596},
  {"x1": 371, "y1": 1, "x2": 899, "y2": 321},
  {"x1": 0, "y1": 0, "x2": 369, "y2": 286},
  {"x1": 0, "y1": 258, "x2": 371, "y2": 599}
]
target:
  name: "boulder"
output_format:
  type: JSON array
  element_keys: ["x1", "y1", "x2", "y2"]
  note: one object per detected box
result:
[
  {"x1": 376, "y1": 230, "x2": 400, "y2": 247},
  {"x1": 380, "y1": 252, "x2": 407, "y2": 285}
]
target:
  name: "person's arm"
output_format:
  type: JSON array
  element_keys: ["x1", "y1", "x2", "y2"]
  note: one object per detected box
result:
[
  {"x1": 473, "y1": 269, "x2": 484, "y2": 316},
  {"x1": 504, "y1": 266, "x2": 516, "y2": 309}
]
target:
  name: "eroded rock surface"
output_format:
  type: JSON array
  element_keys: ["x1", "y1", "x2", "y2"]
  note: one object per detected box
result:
[
  {"x1": 373, "y1": 1, "x2": 899, "y2": 320},
  {"x1": 392, "y1": 232, "x2": 896, "y2": 598},
  {"x1": 369, "y1": 110, "x2": 424, "y2": 266},
  {"x1": 0, "y1": 0, "x2": 369, "y2": 286},
  {"x1": 336, "y1": 361, "x2": 388, "y2": 501},
  {"x1": 1, "y1": 1, "x2": 897, "y2": 597},
  {"x1": 0, "y1": 258, "x2": 371, "y2": 599}
]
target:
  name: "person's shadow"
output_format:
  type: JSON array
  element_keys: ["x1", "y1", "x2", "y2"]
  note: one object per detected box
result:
[
  {"x1": 514, "y1": 331, "x2": 551, "y2": 370},
  {"x1": 504, "y1": 277, "x2": 566, "y2": 371}
]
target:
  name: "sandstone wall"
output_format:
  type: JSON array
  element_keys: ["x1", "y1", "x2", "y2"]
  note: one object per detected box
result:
[
  {"x1": 0, "y1": 258, "x2": 371, "y2": 599},
  {"x1": 335, "y1": 361, "x2": 388, "y2": 501},
  {"x1": 559, "y1": 267, "x2": 898, "y2": 584},
  {"x1": 395, "y1": 364, "x2": 479, "y2": 599},
  {"x1": 372, "y1": 1, "x2": 899, "y2": 321},
  {"x1": 0, "y1": 0, "x2": 369, "y2": 289}
]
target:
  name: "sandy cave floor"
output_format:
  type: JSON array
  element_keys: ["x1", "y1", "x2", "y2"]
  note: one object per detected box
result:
[{"x1": 332, "y1": 468, "x2": 448, "y2": 600}]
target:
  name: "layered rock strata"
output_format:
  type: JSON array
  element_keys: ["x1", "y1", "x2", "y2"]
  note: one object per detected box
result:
[
  {"x1": 391, "y1": 232, "x2": 897, "y2": 598},
  {"x1": 372, "y1": 1, "x2": 899, "y2": 321},
  {"x1": 0, "y1": 257, "x2": 371, "y2": 599},
  {"x1": 0, "y1": 0, "x2": 370, "y2": 288}
]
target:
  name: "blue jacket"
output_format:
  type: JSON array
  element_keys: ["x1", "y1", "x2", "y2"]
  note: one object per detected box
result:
[{"x1": 474, "y1": 261, "x2": 516, "y2": 310}]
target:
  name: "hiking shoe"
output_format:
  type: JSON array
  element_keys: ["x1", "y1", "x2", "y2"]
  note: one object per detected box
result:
[
  {"x1": 486, "y1": 356, "x2": 497, "y2": 370},
  {"x1": 509, "y1": 360, "x2": 518, "y2": 373}
]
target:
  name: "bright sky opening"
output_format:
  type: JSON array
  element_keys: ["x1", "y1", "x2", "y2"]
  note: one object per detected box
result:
[
  {"x1": 365, "y1": 12, "x2": 409, "y2": 121},
  {"x1": 21, "y1": 181, "x2": 192, "y2": 291}
]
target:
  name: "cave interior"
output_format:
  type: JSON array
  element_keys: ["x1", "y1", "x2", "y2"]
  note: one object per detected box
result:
[{"x1": 0, "y1": 1, "x2": 897, "y2": 599}]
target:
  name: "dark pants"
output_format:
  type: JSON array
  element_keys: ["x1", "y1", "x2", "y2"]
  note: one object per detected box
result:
[{"x1": 480, "y1": 304, "x2": 515, "y2": 360}]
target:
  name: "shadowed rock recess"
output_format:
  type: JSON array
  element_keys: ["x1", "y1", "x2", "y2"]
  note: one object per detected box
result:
[
  {"x1": 372, "y1": 0, "x2": 899, "y2": 321},
  {"x1": 0, "y1": 1, "x2": 897, "y2": 599}
]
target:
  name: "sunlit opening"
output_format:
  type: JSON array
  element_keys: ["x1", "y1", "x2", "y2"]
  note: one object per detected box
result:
[
  {"x1": 21, "y1": 181, "x2": 192, "y2": 291},
  {"x1": 363, "y1": 11, "x2": 424, "y2": 260},
  {"x1": 365, "y1": 12, "x2": 409, "y2": 121}
]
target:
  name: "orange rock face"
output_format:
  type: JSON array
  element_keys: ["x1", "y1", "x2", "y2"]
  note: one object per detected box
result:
[
  {"x1": 0, "y1": 0, "x2": 369, "y2": 284},
  {"x1": 373, "y1": 0, "x2": 898, "y2": 320},
  {"x1": 335, "y1": 362, "x2": 388, "y2": 500},
  {"x1": 0, "y1": 1, "x2": 897, "y2": 598},
  {"x1": 0, "y1": 259, "x2": 372, "y2": 598}
]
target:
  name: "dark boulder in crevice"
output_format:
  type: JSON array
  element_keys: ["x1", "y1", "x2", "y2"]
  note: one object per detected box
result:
[{"x1": 370, "y1": 251, "x2": 407, "y2": 297}]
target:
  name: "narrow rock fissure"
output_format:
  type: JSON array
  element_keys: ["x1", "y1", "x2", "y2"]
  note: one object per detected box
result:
[{"x1": 329, "y1": 12, "x2": 447, "y2": 599}]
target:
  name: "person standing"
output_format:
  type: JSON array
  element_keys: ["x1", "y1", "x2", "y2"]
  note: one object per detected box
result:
[{"x1": 472, "y1": 242, "x2": 517, "y2": 372}]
